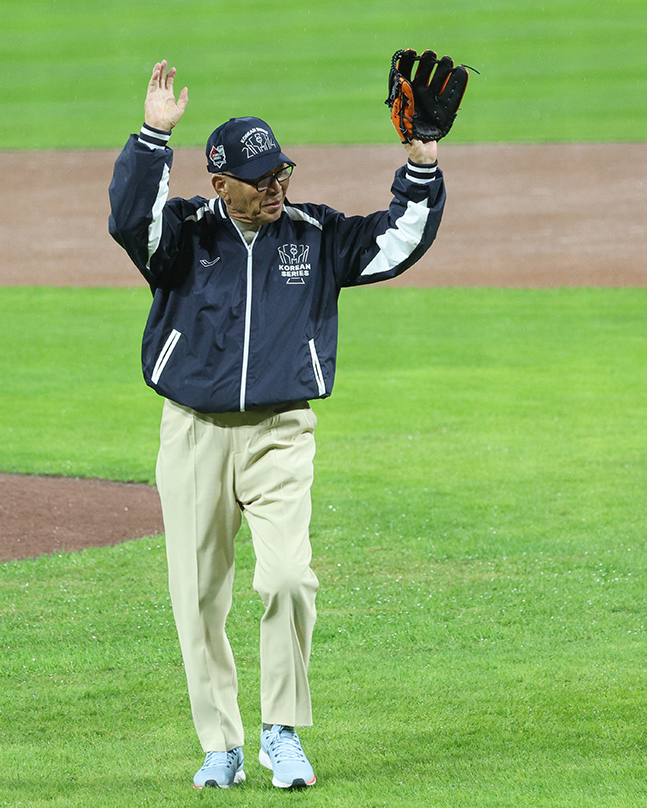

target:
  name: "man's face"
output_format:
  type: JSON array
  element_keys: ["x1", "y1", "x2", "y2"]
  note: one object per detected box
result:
[{"x1": 212, "y1": 164, "x2": 291, "y2": 227}]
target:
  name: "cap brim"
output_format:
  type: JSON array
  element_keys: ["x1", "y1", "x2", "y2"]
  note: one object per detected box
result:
[{"x1": 227, "y1": 151, "x2": 295, "y2": 180}]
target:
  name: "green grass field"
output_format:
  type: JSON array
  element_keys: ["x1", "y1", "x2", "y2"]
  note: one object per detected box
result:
[
  {"x1": 2, "y1": 287, "x2": 647, "y2": 806},
  {"x1": 3, "y1": 0, "x2": 646, "y2": 148}
]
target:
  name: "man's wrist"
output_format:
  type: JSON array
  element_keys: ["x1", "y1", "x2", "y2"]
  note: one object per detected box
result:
[
  {"x1": 139, "y1": 123, "x2": 172, "y2": 149},
  {"x1": 404, "y1": 139, "x2": 438, "y2": 164},
  {"x1": 406, "y1": 159, "x2": 439, "y2": 185}
]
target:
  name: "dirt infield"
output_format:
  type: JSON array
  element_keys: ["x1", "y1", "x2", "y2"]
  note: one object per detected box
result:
[
  {"x1": 0, "y1": 474, "x2": 164, "y2": 563},
  {"x1": 1, "y1": 142, "x2": 645, "y2": 561},
  {"x1": 2, "y1": 142, "x2": 646, "y2": 288}
]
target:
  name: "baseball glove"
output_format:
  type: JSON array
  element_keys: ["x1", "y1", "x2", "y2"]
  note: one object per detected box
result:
[{"x1": 386, "y1": 49, "x2": 471, "y2": 142}]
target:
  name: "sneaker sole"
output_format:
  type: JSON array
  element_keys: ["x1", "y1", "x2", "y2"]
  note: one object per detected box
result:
[
  {"x1": 258, "y1": 749, "x2": 316, "y2": 789},
  {"x1": 193, "y1": 770, "x2": 246, "y2": 789}
]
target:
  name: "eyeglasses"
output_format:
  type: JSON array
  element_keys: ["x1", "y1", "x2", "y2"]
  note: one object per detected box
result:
[{"x1": 224, "y1": 164, "x2": 294, "y2": 192}]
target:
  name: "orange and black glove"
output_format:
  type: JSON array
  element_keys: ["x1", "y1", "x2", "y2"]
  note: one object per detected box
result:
[{"x1": 386, "y1": 49, "x2": 472, "y2": 142}]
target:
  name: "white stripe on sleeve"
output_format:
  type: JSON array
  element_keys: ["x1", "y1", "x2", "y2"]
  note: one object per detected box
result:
[
  {"x1": 147, "y1": 163, "x2": 171, "y2": 268},
  {"x1": 285, "y1": 206, "x2": 324, "y2": 230},
  {"x1": 360, "y1": 200, "x2": 430, "y2": 277}
]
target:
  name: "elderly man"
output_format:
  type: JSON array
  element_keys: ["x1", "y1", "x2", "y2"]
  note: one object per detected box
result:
[{"x1": 109, "y1": 59, "x2": 444, "y2": 790}]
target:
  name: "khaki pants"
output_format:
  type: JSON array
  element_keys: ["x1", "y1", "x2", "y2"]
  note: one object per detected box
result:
[{"x1": 156, "y1": 399, "x2": 319, "y2": 752}]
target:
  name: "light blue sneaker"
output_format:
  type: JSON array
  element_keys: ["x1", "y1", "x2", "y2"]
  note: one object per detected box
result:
[
  {"x1": 193, "y1": 748, "x2": 246, "y2": 789},
  {"x1": 259, "y1": 725, "x2": 316, "y2": 789}
]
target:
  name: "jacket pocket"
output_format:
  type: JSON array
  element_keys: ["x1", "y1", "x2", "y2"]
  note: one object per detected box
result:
[
  {"x1": 308, "y1": 338, "x2": 326, "y2": 396},
  {"x1": 152, "y1": 329, "x2": 181, "y2": 384}
]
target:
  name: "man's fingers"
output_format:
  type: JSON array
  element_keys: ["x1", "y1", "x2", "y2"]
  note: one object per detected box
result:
[
  {"x1": 148, "y1": 60, "x2": 181, "y2": 98},
  {"x1": 152, "y1": 60, "x2": 179, "y2": 92},
  {"x1": 152, "y1": 59, "x2": 169, "y2": 89},
  {"x1": 178, "y1": 86, "x2": 189, "y2": 110},
  {"x1": 148, "y1": 61, "x2": 162, "y2": 92}
]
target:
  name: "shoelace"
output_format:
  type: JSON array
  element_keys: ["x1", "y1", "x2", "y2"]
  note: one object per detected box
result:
[
  {"x1": 203, "y1": 750, "x2": 237, "y2": 769},
  {"x1": 267, "y1": 726, "x2": 307, "y2": 762}
]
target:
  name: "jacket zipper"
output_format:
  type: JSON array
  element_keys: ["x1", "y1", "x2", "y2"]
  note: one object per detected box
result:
[{"x1": 238, "y1": 233, "x2": 258, "y2": 412}]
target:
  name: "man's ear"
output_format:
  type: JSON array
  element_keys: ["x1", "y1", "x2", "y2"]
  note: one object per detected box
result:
[{"x1": 211, "y1": 174, "x2": 227, "y2": 198}]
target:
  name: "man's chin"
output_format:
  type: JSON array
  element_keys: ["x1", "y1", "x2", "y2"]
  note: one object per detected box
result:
[{"x1": 258, "y1": 205, "x2": 283, "y2": 225}]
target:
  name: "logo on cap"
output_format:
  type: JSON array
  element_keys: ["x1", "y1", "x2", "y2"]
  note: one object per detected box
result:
[
  {"x1": 241, "y1": 128, "x2": 277, "y2": 159},
  {"x1": 209, "y1": 145, "x2": 226, "y2": 169}
]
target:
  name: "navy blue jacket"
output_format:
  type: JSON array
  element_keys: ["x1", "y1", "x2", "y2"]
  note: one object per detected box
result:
[{"x1": 108, "y1": 128, "x2": 446, "y2": 413}]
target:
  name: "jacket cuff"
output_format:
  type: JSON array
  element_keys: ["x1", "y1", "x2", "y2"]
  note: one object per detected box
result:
[
  {"x1": 405, "y1": 159, "x2": 439, "y2": 185},
  {"x1": 138, "y1": 123, "x2": 172, "y2": 150}
]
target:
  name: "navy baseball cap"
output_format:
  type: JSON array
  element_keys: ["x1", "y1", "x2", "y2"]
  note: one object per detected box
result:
[{"x1": 206, "y1": 117, "x2": 295, "y2": 179}]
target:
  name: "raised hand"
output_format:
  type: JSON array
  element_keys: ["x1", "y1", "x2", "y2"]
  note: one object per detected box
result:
[{"x1": 144, "y1": 60, "x2": 189, "y2": 131}]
